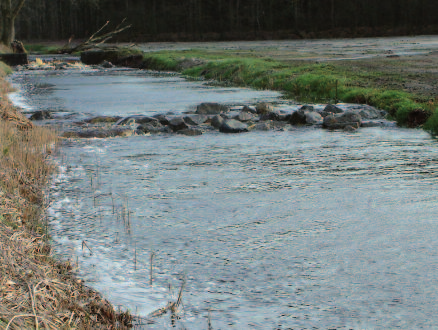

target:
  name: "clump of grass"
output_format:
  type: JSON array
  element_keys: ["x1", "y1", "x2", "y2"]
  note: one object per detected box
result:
[{"x1": 141, "y1": 50, "x2": 436, "y2": 130}]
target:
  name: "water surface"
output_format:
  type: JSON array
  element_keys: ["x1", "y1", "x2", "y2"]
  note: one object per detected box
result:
[{"x1": 10, "y1": 68, "x2": 438, "y2": 329}]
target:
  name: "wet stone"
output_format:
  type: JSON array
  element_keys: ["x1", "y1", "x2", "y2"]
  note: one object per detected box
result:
[
  {"x1": 219, "y1": 119, "x2": 248, "y2": 133},
  {"x1": 196, "y1": 102, "x2": 229, "y2": 115}
]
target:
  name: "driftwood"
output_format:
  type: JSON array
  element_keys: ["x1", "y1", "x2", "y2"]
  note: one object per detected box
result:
[{"x1": 58, "y1": 19, "x2": 132, "y2": 54}]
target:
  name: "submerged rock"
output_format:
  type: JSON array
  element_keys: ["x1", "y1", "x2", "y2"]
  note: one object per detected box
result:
[
  {"x1": 178, "y1": 128, "x2": 203, "y2": 136},
  {"x1": 211, "y1": 115, "x2": 225, "y2": 129},
  {"x1": 196, "y1": 102, "x2": 229, "y2": 115},
  {"x1": 255, "y1": 102, "x2": 274, "y2": 114},
  {"x1": 29, "y1": 110, "x2": 53, "y2": 121},
  {"x1": 115, "y1": 115, "x2": 159, "y2": 126},
  {"x1": 320, "y1": 104, "x2": 344, "y2": 117},
  {"x1": 184, "y1": 114, "x2": 209, "y2": 125},
  {"x1": 323, "y1": 112, "x2": 362, "y2": 129},
  {"x1": 84, "y1": 116, "x2": 121, "y2": 124},
  {"x1": 235, "y1": 111, "x2": 255, "y2": 122},
  {"x1": 62, "y1": 127, "x2": 134, "y2": 138},
  {"x1": 219, "y1": 119, "x2": 248, "y2": 133},
  {"x1": 290, "y1": 105, "x2": 323, "y2": 125},
  {"x1": 168, "y1": 117, "x2": 189, "y2": 131}
]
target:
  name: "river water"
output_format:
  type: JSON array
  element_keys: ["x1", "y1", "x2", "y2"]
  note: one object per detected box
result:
[{"x1": 10, "y1": 67, "x2": 438, "y2": 329}]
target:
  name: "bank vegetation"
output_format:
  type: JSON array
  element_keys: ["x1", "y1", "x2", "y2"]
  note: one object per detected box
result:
[
  {"x1": 140, "y1": 49, "x2": 438, "y2": 135},
  {"x1": 0, "y1": 63, "x2": 133, "y2": 329}
]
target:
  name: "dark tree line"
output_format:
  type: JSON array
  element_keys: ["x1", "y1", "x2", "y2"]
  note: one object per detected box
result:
[{"x1": 14, "y1": 0, "x2": 438, "y2": 42}]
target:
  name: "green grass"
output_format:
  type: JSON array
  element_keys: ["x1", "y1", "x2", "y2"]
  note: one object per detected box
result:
[
  {"x1": 142, "y1": 50, "x2": 437, "y2": 131},
  {"x1": 25, "y1": 43, "x2": 60, "y2": 54}
]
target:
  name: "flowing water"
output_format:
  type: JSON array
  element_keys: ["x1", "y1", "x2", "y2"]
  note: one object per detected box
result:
[{"x1": 9, "y1": 67, "x2": 438, "y2": 329}]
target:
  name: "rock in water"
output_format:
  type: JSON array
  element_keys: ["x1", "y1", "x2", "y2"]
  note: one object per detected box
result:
[
  {"x1": 323, "y1": 112, "x2": 362, "y2": 129},
  {"x1": 196, "y1": 103, "x2": 229, "y2": 115},
  {"x1": 219, "y1": 119, "x2": 248, "y2": 133}
]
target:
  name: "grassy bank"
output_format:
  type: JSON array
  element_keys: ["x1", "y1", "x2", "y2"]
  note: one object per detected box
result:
[
  {"x1": 0, "y1": 64, "x2": 132, "y2": 329},
  {"x1": 141, "y1": 49, "x2": 438, "y2": 135}
]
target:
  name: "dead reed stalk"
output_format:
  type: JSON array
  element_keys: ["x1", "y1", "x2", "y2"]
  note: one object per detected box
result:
[{"x1": 0, "y1": 70, "x2": 133, "y2": 329}]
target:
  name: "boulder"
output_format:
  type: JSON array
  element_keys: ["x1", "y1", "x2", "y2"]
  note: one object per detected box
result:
[
  {"x1": 152, "y1": 113, "x2": 171, "y2": 126},
  {"x1": 290, "y1": 106, "x2": 323, "y2": 125},
  {"x1": 235, "y1": 111, "x2": 255, "y2": 122},
  {"x1": 320, "y1": 104, "x2": 344, "y2": 117},
  {"x1": 253, "y1": 121, "x2": 272, "y2": 131},
  {"x1": 196, "y1": 102, "x2": 229, "y2": 115},
  {"x1": 168, "y1": 117, "x2": 189, "y2": 131},
  {"x1": 255, "y1": 102, "x2": 274, "y2": 114},
  {"x1": 115, "y1": 115, "x2": 159, "y2": 126},
  {"x1": 62, "y1": 127, "x2": 134, "y2": 138},
  {"x1": 84, "y1": 116, "x2": 121, "y2": 124},
  {"x1": 323, "y1": 112, "x2": 362, "y2": 129},
  {"x1": 184, "y1": 114, "x2": 209, "y2": 125},
  {"x1": 211, "y1": 115, "x2": 225, "y2": 129},
  {"x1": 178, "y1": 128, "x2": 203, "y2": 136},
  {"x1": 101, "y1": 61, "x2": 115, "y2": 68},
  {"x1": 349, "y1": 105, "x2": 386, "y2": 119},
  {"x1": 29, "y1": 110, "x2": 53, "y2": 121},
  {"x1": 137, "y1": 121, "x2": 169, "y2": 134},
  {"x1": 219, "y1": 119, "x2": 248, "y2": 133},
  {"x1": 343, "y1": 125, "x2": 357, "y2": 132},
  {"x1": 242, "y1": 105, "x2": 257, "y2": 114},
  {"x1": 260, "y1": 111, "x2": 281, "y2": 121}
]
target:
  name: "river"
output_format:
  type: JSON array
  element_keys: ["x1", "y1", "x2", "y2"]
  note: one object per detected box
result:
[{"x1": 9, "y1": 66, "x2": 438, "y2": 329}]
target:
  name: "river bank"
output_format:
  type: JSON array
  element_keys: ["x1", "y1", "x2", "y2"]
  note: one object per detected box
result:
[{"x1": 0, "y1": 65, "x2": 133, "y2": 329}]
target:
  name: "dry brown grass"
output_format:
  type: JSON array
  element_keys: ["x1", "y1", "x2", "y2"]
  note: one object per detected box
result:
[{"x1": 0, "y1": 66, "x2": 133, "y2": 329}]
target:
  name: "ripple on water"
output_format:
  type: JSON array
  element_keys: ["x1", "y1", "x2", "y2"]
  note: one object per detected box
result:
[{"x1": 45, "y1": 127, "x2": 438, "y2": 329}]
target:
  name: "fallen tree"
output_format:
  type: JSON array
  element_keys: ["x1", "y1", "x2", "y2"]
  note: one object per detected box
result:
[{"x1": 58, "y1": 19, "x2": 132, "y2": 54}]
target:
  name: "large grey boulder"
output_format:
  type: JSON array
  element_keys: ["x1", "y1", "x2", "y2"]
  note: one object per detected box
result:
[
  {"x1": 184, "y1": 114, "x2": 209, "y2": 125},
  {"x1": 260, "y1": 111, "x2": 281, "y2": 121},
  {"x1": 350, "y1": 105, "x2": 386, "y2": 119},
  {"x1": 235, "y1": 111, "x2": 255, "y2": 122},
  {"x1": 320, "y1": 104, "x2": 344, "y2": 117},
  {"x1": 211, "y1": 115, "x2": 225, "y2": 129},
  {"x1": 255, "y1": 102, "x2": 274, "y2": 114},
  {"x1": 168, "y1": 117, "x2": 189, "y2": 131},
  {"x1": 219, "y1": 119, "x2": 248, "y2": 133},
  {"x1": 137, "y1": 121, "x2": 170, "y2": 134},
  {"x1": 290, "y1": 105, "x2": 323, "y2": 125},
  {"x1": 196, "y1": 103, "x2": 229, "y2": 115},
  {"x1": 323, "y1": 112, "x2": 362, "y2": 129},
  {"x1": 152, "y1": 113, "x2": 171, "y2": 126}
]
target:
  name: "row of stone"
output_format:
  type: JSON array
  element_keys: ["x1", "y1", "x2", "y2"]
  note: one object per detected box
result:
[
  {"x1": 113, "y1": 101, "x2": 391, "y2": 136},
  {"x1": 30, "y1": 101, "x2": 393, "y2": 138}
]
